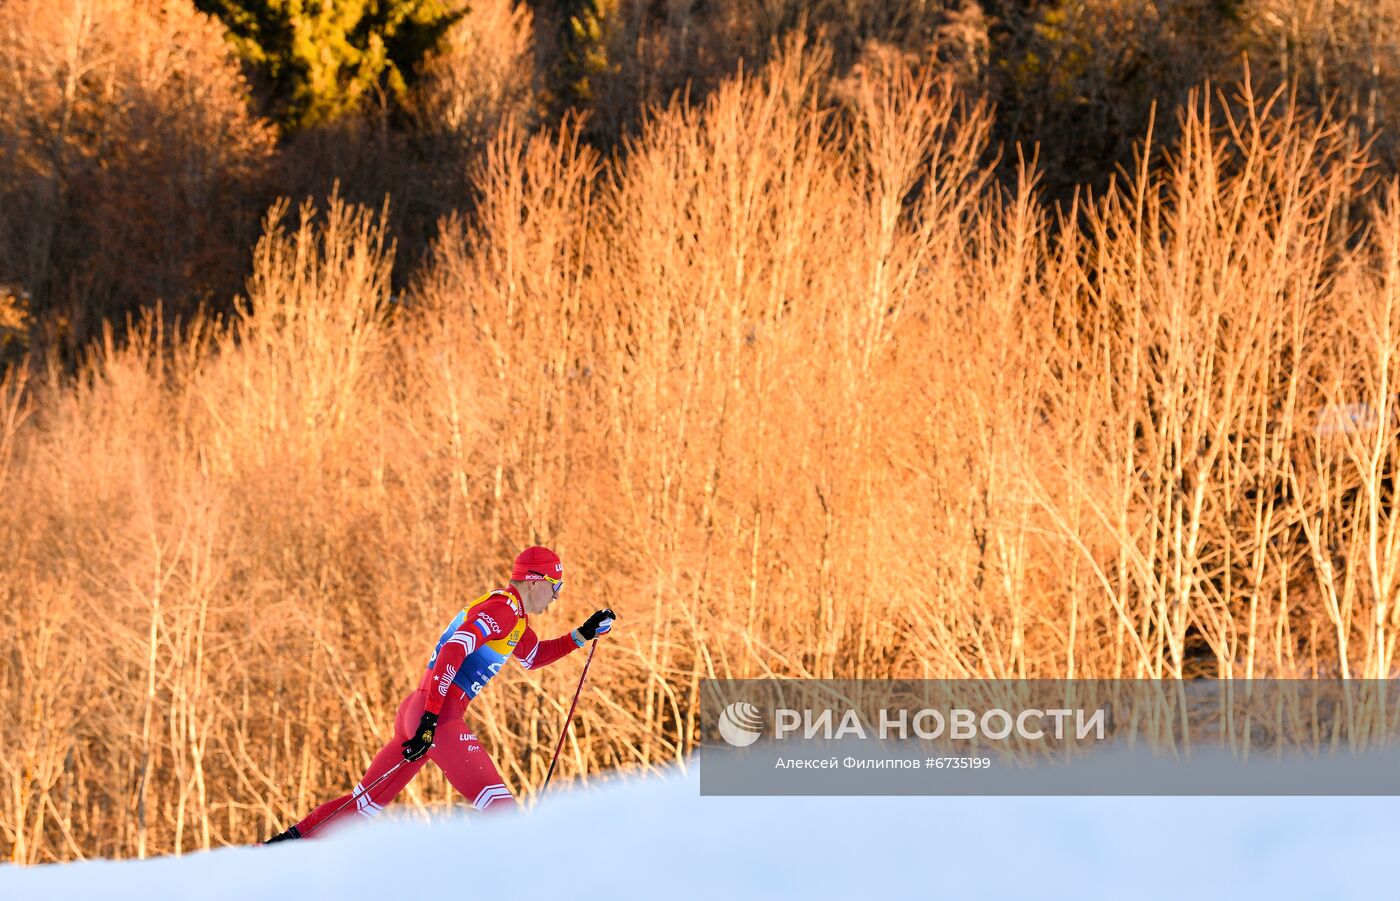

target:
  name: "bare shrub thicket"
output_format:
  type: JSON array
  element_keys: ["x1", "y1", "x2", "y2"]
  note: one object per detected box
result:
[
  {"x1": 411, "y1": 0, "x2": 538, "y2": 149},
  {"x1": 0, "y1": 0, "x2": 275, "y2": 353},
  {"x1": 1244, "y1": 0, "x2": 1400, "y2": 168},
  {"x1": 4, "y1": 44, "x2": 1400, "y2": 862}
]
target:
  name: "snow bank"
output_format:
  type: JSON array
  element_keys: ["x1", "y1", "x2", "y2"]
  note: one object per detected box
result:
[{"x1": 2, "y1": 764, "x2": 1395, "y2": 899}]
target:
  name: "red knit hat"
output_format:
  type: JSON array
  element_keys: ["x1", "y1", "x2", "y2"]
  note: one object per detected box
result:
[{"x1": 512, "y1": 545, "x2": 563, "y2": 581}]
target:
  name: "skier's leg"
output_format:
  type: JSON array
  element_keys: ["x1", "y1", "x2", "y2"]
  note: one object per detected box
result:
[
  {"x1": 293, "y1": 690, "x2": 431, "y2": 837},
  {"x1": 428, "y1": 718, "x2": 516, "y2": 813}
]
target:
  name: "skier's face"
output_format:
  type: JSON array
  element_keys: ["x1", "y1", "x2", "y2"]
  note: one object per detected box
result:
[{"x1": 522, "y1": 577, "x2": 561, "y2": 615}]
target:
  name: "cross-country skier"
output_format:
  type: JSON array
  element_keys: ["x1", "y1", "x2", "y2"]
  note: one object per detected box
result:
[{"x1": 264, "y1": 545, "x2": 615, "y2": 842}]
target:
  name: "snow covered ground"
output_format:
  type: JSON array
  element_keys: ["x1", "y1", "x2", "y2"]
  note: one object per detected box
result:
[{"x1": 2, "y1": 763, "x2": 1396, "y2": 900}]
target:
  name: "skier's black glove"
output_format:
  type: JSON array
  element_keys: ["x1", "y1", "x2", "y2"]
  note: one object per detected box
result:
[
  {"x1": 401, "y1": 712, "x2": 438, "y2": 762},
  {"x1": 575, "y1": 608, "x2": 616, "y2": 642}
]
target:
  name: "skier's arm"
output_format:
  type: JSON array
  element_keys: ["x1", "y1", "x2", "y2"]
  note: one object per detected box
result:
[
  {"x1": 424, "y1": 600, "x2": 519, "y2": 715},
  {"x1": 512, "y1": 625, "x2": 582, "y2": 671},
  {"x1": 514, "y1": 609, "x2": 616, "y2": 671}
]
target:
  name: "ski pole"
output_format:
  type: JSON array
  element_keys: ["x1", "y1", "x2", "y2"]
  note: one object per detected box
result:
[
  {"x1": 541, "y1": 639, "x2": 599, "y2": 795},
  {"x1": 300, "y1": 758, "x2": 409, "y2": 838}
]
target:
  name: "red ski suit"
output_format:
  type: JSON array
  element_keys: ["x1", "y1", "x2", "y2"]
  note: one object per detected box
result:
[{"x1": 295, "y1": 586, "x2": 581, "y2": 835}]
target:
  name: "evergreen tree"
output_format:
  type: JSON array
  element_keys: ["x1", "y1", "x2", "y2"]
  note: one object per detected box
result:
[
  {"x1": 552, "y1": 0, "x2": 615, "y2": 112},
  {"x1": 195, "y1": 0, "x2": 465, "y2": 131}
]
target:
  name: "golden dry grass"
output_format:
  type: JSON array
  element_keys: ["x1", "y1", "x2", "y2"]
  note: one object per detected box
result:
[{"x1": 3, "y1": 43, "x2": 1400, "y2": 862}]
